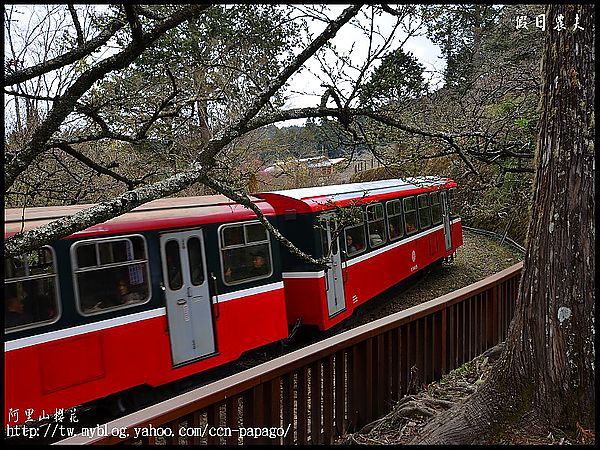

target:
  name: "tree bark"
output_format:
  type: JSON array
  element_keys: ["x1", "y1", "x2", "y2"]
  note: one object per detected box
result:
[{"x1": 412, "y1": 4, "x2": 595, "y2": 444}]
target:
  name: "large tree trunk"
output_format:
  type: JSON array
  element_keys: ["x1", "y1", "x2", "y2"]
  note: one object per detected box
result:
[{"x1": 412, "y1": 4, "x2": 595, "y2": 444}]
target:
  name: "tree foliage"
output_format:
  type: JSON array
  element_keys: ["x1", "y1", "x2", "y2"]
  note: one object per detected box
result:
[{"x1": 359, "y1": 47, "x2": 427, "y2": 107}]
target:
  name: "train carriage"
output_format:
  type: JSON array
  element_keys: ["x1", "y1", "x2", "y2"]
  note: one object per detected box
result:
[
  {"x1": 4, "y1": 195, "x2": 288, "y2": 423},
  {"x1": 4, "y1": 177, "x2": 463, "y2": 425},
  {"x1": 257, "y1": 177, "x2": 463, "y2": 331}
]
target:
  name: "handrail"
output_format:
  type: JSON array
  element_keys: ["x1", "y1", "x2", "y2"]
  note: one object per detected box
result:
[{"x1": 57, "y1": 262, "x2": 523, "y2": 445}]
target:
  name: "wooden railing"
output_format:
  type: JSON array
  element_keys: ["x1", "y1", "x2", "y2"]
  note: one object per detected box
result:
[{"x1": 57, "y1": 262, "x2": 522, "y2": 445}]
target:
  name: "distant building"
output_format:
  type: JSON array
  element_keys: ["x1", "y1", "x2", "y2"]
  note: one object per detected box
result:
[{"x1": 260, "y1": 156, "x2": 347, "y2": 177}]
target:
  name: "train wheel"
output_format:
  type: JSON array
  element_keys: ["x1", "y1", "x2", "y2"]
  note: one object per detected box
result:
[{"x1": 106, "y1": 386, "x2": 157, "y2": 417}]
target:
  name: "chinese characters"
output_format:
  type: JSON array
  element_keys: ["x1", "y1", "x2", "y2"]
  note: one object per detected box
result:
[{"x1": 515, "y1": 13, "x2": 585, "y2": 32}]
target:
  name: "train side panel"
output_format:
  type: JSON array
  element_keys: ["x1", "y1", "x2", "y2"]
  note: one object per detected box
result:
[
  {"x1": 4, "y1": 286, "x2": 287, "y2": 422},
  {"x1": 282, "y1": 219, "x2": 462, "y2": 330}
]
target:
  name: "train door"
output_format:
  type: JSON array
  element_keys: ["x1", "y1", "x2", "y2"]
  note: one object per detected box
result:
[
  {"x1": 160, "y1": 230, "x2": 216, "y2": 366},
  {"x1": 319, "y1": 214, "x2": 346, "y2": 317},
  {"x1": 440, "y1": 191, "x2": 453, "y2": 251}
]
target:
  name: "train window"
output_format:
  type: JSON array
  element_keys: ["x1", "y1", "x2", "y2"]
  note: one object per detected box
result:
[
  {"x1": 222, "y1": 226, "x2": 244, "y2": 247},
  {"x1": 220, "y1": 221, "x2": 273, "y2": 285},
  {"x1": 403, "y1": 197, "x2": 418, "y2": 235},
  {"x1": 165, "y1": 240, "x2": 183, "y2": 290},
  {"x1": 187, "y1": 237, "x2": 205, "y2": 286},
  {"x1": 72, "y1": 235, "x2": 151, "y2": 316},
  {"x1": 386, "y1": 200, "x2": 403, "y2": 241},
  {"x1": 418, "y1": 194, "x2": 432, "y2": 229},
  {"x1": 366, "y1": 203, "x2": 386, "y2": 248},
  {"x1": 246, "y1": 223, "x2": 268, "y2": 243},
  {"x1": 430, "y1": 192, "x2": 443, "y2": 225},
  {"x1": 344, "y1": 222, "x2": 366, "y2": 257},
  {"x1": 5, "y1": 246, "x2": 60, "y2": 332},
  {"x1": 76, "y1": 243, "x2": 97, "y2": 268},
  {"x1": 448, "y1": 188, "x2": 457, "y2": 217},
  {"x1": 319, "y1": 225, "x2": 338, "y2": 256}
]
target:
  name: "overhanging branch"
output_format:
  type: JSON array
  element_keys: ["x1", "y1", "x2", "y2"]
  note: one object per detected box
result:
[{"x1": 200, "y1": 175, "x2": 329, "y2": 269}]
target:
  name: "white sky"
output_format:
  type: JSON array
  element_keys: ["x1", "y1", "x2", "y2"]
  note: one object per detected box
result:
[
  {"x1": 4, "y1": 4, "x2": 445, "y2": 129},
  {"x1": 280, "y1": 5, "x2": 445, "y2": 125}
]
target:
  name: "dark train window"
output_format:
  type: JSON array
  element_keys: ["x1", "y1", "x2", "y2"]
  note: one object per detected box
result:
[
  {"x1": 366, "y1": 203, "x2": 386, "y2": 248},
  {"x1": 222, "y1": 226, "x2": 244, "y2": 247},
  {"x1": 187, "y1": 237, "x2": 205, "y2": 286},
  {"x1": 72, "y1": 235, "x2": 150, "y2": 315},
  {"x1": 403, "y1": 197, "x2": 418, "y2": 235},
  {"x1": 386, "y1": 200, "x2": 403, "y2": 241},
  {"x1": 431, "y1": 192, "x2": 443, "y2": 225},
  {"x1": 220, "y1": 221, "x2": 272, "y2": 285},
  {"x1": 165, "y1": 240, "x2": 183, "y2": 290},
  {"x1": 418, "y1": 194, "x2": 432, "y2": 229},
  {"x1": 448, "y1": 188, "x2": 457, "y2": 217},
  {"x1": 344, "y1": 222, "x2": 366, "y2": 257},
  {"x1": 246, "y1": 223, "x2": 268, "y2": 243},
  {"x1": 319, "y1": 216, "x2": 338, "y2": 257},
  {"x1": 76, "y1": 244, "x2": 96, "y2": 268},
  {"x1": 5, "y1": 246, "x2": 60, "y2": 332}
]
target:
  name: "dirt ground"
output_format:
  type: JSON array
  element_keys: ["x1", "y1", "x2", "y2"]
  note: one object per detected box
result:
[{"x1": 340, "y1": 342, "x2": 595, "y2": 445}]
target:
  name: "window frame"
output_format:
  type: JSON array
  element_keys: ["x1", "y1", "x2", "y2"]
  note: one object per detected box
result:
[
  {"x1": 417, "y1": 193, "x2": 432, "y2": 230},
  {"x1": 385, "y1": 199, "x2": 404, "y2": 241},
  {"x1": 403, "y1": 196, "x2": 418, "y2": 236},
  {"x1": 5, "y1": 245, "x2": 62, "y2": 333},
  {"x1": 366, "y1": 203, "x2": 387, "y2": 249},
  {"x1": 70, "y1": 234, "x2": 152, "y2": 317},
  {"x1": 218, "y1": 220, "x2": 274, "y2": 286}
]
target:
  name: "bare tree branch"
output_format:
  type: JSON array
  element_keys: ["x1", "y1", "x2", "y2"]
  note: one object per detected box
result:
[
  {"x1": 67, "y1": 4, "x2": 84, "y2": 47},
  {"x1": 4, "y1": 4, "x2": 212, "y2": 193},
  {"x1": 4, "y1": 89, "x2": 58, "y2": 102},
  {"x1": 136, "y1": 67, "x2": 179, "y2": 139},
  {"x1": 196, "y1": 3, "x2": 364, "y2": 165},
  {"x1": 4, "y1": 14, "x2": 125, "y2": 86},
  {"x1": 124, "y1": 4, "x2": 143, "y2": 42},
  {"x1": 54, "y1": 142, "x2": 140, "y2": 189}
]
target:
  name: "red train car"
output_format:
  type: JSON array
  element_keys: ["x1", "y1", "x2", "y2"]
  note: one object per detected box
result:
[
  {"x1": 4, "y1": 195, "x2": 288, "y2": 425},
  {"x1": 4, "y1": 178, "x2": 462, "y2": 425},
  {"x1": 257, "y1": 177, "x2": 462, "y2": 330}
]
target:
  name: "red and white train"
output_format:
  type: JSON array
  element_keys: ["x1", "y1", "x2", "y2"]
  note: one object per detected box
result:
[{"x1": 4, "y1": 177, "x2": 462, "y2": 424}]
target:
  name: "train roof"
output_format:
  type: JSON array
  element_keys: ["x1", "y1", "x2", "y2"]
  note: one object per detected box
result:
[
  {"x1": 257, "y1": 176, "x2": 456, "y2": 213},
  {"x1": 4, "y1": 195, "x2": 275, "y2": 238}
]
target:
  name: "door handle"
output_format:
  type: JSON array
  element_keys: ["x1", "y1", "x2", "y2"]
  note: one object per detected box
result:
[
  {"x1": 177, "y1": 299, "x2": 186, "y2": 305},
  {"x1": 211, "y1": 272, "x2": 220, "y2": 319}
]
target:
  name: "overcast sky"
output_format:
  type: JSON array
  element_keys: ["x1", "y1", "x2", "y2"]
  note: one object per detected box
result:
[
  {"x1": 281, "y1": 5, "x2": 445, "y2": 125},
  {"x1": 4, "y1": 4, "x2": 446, "y2": 129}
]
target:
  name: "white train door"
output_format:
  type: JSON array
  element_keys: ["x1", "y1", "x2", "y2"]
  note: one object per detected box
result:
[
  {"x1": 441, "y1": 191, "x2": 453, "y2": 251},
  {"x1": 320, "y1": 214, "x2": 346, "y2": 317},
  {"x1": 160, "y1": 230, "x2": 216, "y2": 366}
]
